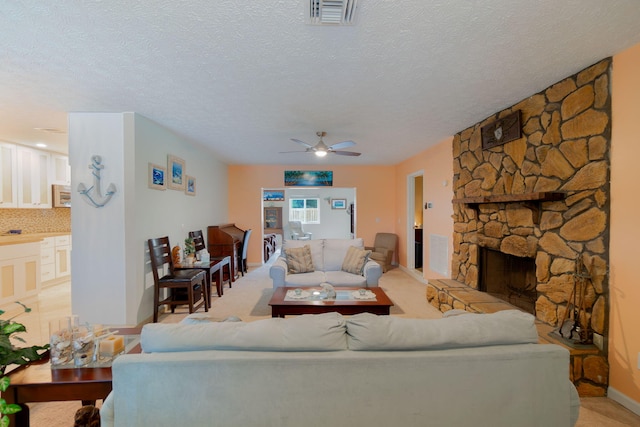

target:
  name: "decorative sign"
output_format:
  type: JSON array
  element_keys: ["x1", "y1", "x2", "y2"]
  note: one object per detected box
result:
[
  {"x1": 481, "y1": 110, "x2": 522, "y2": 150},
  {"x1": 77, "y1": 155, "x2": 117, "y2": 208},
  {"x1": 284, "y1": 170, "x2": 333, "y2": 187}
]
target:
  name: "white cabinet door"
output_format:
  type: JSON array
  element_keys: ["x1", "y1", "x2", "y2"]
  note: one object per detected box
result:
[
  {"x1": 0, "y1": 243, "x2": 41, "y2": 304},
  {"x1": 17, "y1": 147, "x2": 51, "y2": 208},
  {"x1": 55, "y1": 245, "x2": 71, "y2": 278},
  {"x1": 41, "y1": 237, "x2": 56, "y2": 283},
  {"x1": 51, "y1": 154, "x2": 71, "y2": 185},
  {"x1": 0, "y1": 143, "x2": 17, "y2": 208},
  {"x1": 54, "y1": 235, "x2": 71, "y2": 279}
]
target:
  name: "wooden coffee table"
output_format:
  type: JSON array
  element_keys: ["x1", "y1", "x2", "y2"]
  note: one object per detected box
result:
[
  {"x1": 269, "y1": 287, "x2": 393, "y2": 318},
  {"x1": 4, "y1": 327, "x2": 141, "y2": 427}
]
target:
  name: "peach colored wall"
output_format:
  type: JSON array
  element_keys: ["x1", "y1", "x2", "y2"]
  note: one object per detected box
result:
[
  {"x1": 395, "y1": 137, "x2": 454, "y2": 278},
  {"x1": 228, "y1": 165, "x2": 395, "y2": 265},
  {"x1": 610, "y1": 43, "x2": 640, "y2": 404}
]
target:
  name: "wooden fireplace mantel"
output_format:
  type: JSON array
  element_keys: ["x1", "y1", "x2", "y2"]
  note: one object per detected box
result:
[{"x1": 452, "y1": 192, "x2": 566, "y2": 224}]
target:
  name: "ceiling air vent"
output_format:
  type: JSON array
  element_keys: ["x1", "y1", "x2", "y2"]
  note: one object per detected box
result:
[{"x1": 307, "y1": 0, "x2": 359, "y2": 25}]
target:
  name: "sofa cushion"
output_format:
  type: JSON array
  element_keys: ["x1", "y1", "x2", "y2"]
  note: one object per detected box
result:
[
  {"x1": 283, "y1": 239, "x2": 324, "y2": 270},
  {"x1": 284, "y1": 271, "x2": 327, "y2": 286},
  {"x1": 142, "y1": 312, "x2": 348, "y2": 352},
  {"x1": 284, "y1": 245, "x2": 315, "y2": 274},
  {"x1": 324, "y1": 270, "x2": 368, "y2": 286},
  {"x1": 323, "y1": 238, "x2": 364, "y2": 271},
  {"x1": 346, "y1": 310, "x2": 538, "y2": 350},
  {"x1": 341, "y1": 246, "x2": 371, "y2": 275}
]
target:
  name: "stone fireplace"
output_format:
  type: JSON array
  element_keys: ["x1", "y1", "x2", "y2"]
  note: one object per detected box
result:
[{"x1": 428, "y1": 58, "x2": 611, "y2": 396}]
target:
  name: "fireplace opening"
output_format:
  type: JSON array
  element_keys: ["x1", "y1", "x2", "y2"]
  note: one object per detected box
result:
[{"x1": 479, "y1": 247, "x2": 536, "y2": 314}]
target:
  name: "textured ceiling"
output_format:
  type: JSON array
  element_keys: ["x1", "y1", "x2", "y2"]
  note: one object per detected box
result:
[{"x1": 2, "y1": 1, "x2": 640, "y2": 165}]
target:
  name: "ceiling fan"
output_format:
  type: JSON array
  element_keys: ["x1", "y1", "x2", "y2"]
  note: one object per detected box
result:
[{"x1": 281, "y1": 131, "x2": 361, "y2": 157}]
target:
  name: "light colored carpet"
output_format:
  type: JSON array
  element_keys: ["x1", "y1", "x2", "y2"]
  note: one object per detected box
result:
[{"x1": 24, "y1": 261, "x2": 640, "y2": 426}]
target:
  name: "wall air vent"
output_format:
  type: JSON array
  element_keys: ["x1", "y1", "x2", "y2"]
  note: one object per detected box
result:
[{"x1": 307, "y1": 0, "x2": 359, "y2": 25}]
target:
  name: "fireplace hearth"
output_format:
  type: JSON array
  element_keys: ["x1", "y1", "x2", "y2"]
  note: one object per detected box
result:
[{"x1": 479, "y1": 247, "x2": 536, "y2": 314}]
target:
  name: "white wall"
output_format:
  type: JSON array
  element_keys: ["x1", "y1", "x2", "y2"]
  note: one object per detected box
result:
[
  {"x1": 70, "y1": 113, "x2": 127, "y2": 325},
  {"x1": 69, "y1": 112, "x2": 227, "y2": 325}
]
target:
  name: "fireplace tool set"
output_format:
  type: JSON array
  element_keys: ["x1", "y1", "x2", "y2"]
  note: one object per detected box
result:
[{"x1": 557, "y1": 257, "x2": 593, "y2": 345}]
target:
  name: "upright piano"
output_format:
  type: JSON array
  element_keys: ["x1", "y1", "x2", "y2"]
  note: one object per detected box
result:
[{"x1": 207, "y1": 223, "x2": 244, "y2": 280}]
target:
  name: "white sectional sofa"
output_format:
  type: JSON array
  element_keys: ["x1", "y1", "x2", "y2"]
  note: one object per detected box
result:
[
  {"x1": 269, "y1": 238, "x2": 382, "y2": 288},
  {"x1": 101, "y1": 311, "x2": 580, "y2": 427}
]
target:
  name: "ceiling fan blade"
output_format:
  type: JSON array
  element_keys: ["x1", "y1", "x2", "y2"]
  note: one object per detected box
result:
[
  {"x1": 279, "y1": 150, "x2": 309, "y2": 154},
  {"x1": 328, "y1": 140, "x2": 355, "y2": 150},
  {"x1": 332, "y1": 150, "x2": 361, "y2": 156},
  {"x1": 291, "y1": 138, "x2": 314, "y2": 148}
]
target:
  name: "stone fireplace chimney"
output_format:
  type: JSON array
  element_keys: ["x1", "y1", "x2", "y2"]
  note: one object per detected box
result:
[{"x1": 445, "y1": 58, "x2": 611, "y2": 396}]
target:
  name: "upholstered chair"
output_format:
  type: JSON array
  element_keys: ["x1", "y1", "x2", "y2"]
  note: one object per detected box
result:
[{"x1": 366, "y1": 233, "x2": 398, "y2": 272}]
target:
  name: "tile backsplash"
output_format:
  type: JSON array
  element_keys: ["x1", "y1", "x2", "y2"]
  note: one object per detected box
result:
[{"x1": 0, "y1": 208, "x2": 71, "y2": 234}]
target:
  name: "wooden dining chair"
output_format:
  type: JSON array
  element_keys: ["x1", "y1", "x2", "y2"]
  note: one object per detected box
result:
[
  {"x1": 188, "y1": 229, "x2": 233, "y2": 296},
  {"x1": 148, "y1": 236, "x2": 208, "y2": 322},
  {"x1": 189, "y1": 229, "x2": 207, "y2": 253},
  {"x1": 237, "y1": 229, "x2": 252, "y2": 276}
]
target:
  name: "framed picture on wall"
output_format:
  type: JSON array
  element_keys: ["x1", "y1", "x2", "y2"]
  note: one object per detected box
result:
[
  {"x1": 148, "y1": 163, "x2": 166, "y2": 190},
  {"x1": 263, "y1": 189, "x2": 284, "y2": 201},
  {"x1": 167, "y1": 154, "x2": 185, "y2": 190},
  {"x1": 284, "y1": 170, "x2": 333, "y2": 186},
  {"x1": 331, "y1": 198, "x2": 347, "y2": 209},
  {"x1": 185, "y1": 175, "x2": 196, "y2": 196}
]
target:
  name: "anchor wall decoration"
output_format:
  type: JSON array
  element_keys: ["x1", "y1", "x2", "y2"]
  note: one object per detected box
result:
[{"x1": 77, "y1": 155, "x2": 117, "y2": 208}]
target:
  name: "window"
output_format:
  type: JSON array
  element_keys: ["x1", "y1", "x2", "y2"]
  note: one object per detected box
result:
[{"x1": 289, "y1": 198, "x2": 320, "y2": 224}]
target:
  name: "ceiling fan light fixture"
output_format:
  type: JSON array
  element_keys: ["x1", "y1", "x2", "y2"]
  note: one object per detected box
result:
[{"x1": 315, "y1": 149, "x2": 328, "y2": 157}]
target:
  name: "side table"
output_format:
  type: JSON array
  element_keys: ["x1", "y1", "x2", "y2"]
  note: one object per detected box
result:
[{"x1": 4, "y1": 327, "x2": 141, "y2": 427}]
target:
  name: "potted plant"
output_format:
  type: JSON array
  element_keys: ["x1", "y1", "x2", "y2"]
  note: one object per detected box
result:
[
  {"x1": 0, "y1": 302, "x2": 49, "y2": 426},
  {"x1": 184, "y1": 237, "x2": 196, "y2": 264}
]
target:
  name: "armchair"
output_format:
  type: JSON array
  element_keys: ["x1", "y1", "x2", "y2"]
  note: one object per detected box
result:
[
  {"x1": 366, "y1": 233, "x2": 398, "y2": 272},
  {"x1": 289, "y1": 221, "x2": 312, "y2": 240}
]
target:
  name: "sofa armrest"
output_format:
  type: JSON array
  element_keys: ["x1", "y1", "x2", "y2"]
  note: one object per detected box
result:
[
  {"x1": 363, "y1": 260, "x2": 382, "y2": 287},
  {"x1": 269, "y1": 258, "x2": 288, "y2": 288},
  {"x1": 100, "y1": 391, "x2": 115, "y2": 427}
]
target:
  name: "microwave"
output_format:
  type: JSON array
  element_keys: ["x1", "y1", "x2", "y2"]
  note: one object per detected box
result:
[{"x1": 52, "y1": 185, "x2": 71, "y2": 207}]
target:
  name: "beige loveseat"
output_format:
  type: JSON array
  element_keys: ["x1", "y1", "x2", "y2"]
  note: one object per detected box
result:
[
  {"x1": 269, "y1": 238, "x2": 382, "y2": 288},
  {"x1": 101, "y1": 311, "x2": 580, "y2": 427}
]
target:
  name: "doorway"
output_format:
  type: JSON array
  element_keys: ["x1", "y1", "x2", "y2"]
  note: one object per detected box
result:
[
  {"x1": 406, "y1": 171, "x2": 424, "y2": 280},
  {"x1": 261, "y1": 187, "x2": 356, "y2": 262}
]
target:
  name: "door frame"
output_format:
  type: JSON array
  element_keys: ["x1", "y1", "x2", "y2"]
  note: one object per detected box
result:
[{"x1": 406, "y1": 170, "x2": 424, "y2": 281}]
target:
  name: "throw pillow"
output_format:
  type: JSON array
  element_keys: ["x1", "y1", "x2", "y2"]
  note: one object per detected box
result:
[
  {"x1": 341, "y1": 245, "x2": 372, "y2": 275},
  {"x1": 285, "y1": 245, "x2": 315, "y2": 274}
]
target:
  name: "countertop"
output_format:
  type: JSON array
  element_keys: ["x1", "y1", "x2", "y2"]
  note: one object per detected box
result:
[{"x1": 0, "y1": 232, "x2": 71, "y2": 246}]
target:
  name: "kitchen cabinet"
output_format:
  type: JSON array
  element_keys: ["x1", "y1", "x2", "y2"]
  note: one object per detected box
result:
[
  {"x1": 40, "y1": 237, "x2": 56, "y2": 283},
  {"x1": 51, "y1": 154, "x2": 71, "y2": 185},
  {"x1": 0, "y1": 142, "x2": 18, "y2": 208},
  {"x1": 17, "y1": 147, "x2": 51, "y2": 208},
  {"x1": 0, "y1": 242, "x2": 40, "y2": 305},
  {"x1": 54, "y1": 235, "x2": 71, "y2": 278},
  {"x1": 41, "y1": 234, "x2": 71, "y2": 284}
]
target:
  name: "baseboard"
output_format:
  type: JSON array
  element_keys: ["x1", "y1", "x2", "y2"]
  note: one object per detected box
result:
[
  {"x1": 608, "y1": 386, "x2": 640, "y2": 416},
  {"x1": 398, "y1": 265, "x2": 427, "y2": 283}
]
